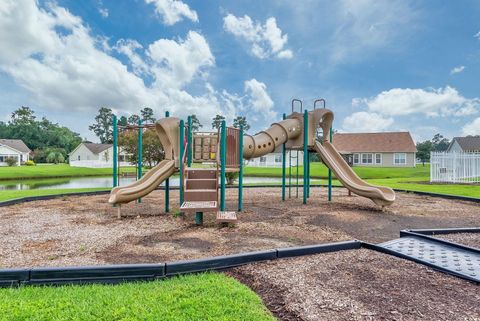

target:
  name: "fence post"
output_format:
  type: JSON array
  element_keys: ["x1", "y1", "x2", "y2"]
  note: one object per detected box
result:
[
  {"x1": 112, "y1": 115, "x2": 118, "y2": 188},
  {"x1": 164, "y1": 111, "x2": 170, "y2": 213},
  {"x1": 220, "y1": 120, "x2": 226, "y2": 211},
  {"x1": 137, "y1": 119, "x2": 143, "y2": 203}
]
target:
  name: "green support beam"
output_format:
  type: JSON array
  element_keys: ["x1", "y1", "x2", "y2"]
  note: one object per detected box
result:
[
  {"x1": 195, "y1": 212, "x2": 203, "y2": 225},
  {"x1": 220, "y1": 120, "x2": 226, "y2": 211},
  {"x1": 187, "y1": 115, "x2": 192, "y2": 167},
  {"x1": 112, "y1": 115, "x2": 118, "y2": 188},
  {"x1": 137, "y1": 119, "x2": 143, "y2": 203},
  {"x1": 238, "y1": 124, "x2": 244, "y2": 211},
  {"x1": 303, "y1": 110, "x2": 308, "y2": 204},
  {"x1": 281, "y1": 113, "x2": 286, "y2": 201},
  {"x1": 328, "y1": 127, "x2": 333, "y2": 201},
  {"x1": 165, "y1": 111, "x2": 170, "y2": 213},
  {"x1": 179, "y1": 119, "x2": 185, "y2": 206}
]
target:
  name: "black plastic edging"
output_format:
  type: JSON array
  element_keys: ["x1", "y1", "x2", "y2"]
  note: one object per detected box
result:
[
  {"x1": 393, "y1": 188, "x2": 480, "y2": 203},
  {"x1": 0, "y1": 240, "x2": 360, "y2": 287},
  {"x1": 361, "y1": 241, "x2": 480, "y2": 284},
  {"x1": 406, "y1": 227, "x2": 480, "y2": 235},
  {"x1": 277, "y1": 240, "x2": 361, "y2": 258},
  {"x1": 400, "y1": 230, "x2": 480, "y2": 253}
]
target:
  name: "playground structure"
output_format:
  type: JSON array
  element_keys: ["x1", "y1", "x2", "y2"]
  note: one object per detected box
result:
[{"x1": 109, "y1": 100, "x2": 395, "y2": 223}]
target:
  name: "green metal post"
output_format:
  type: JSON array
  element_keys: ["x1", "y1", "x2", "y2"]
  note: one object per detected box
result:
[
  {"x1": 281, "y1": 113, "x2": 286, "y2": 201},
  {"x1": 112, "y1": 115, "x2": 118, "y2": 188},
  {"x1": 187, "y1": 116, "x2": 192, "y2": 167},
  {"x1": 328, "y1": 127, "x2": 333, "y2": 201},
  {"x1": 296, "y1": 150, "x2": 299, "y2": 198},
  {"x1": 165, "y1": 111, "x2": 170, "y2": 212},
  {"x1": 289, "y1": 151, "x2": 292, "y2": 198},
  {"x1": 137, "y1": 119, "x2": 143, "y2": 203},
  {"x1": 220, "y1": 120, "x2": 226, "y2": 211},
  {"x1": 195, "y1": 212, "x2": 203, "y2": 225},
  {"x1": 307, "y1": 152, "x2": 310, "y2": 198},
  {"x1": 179, "y1": 119, "x2": 185, "y2": 206},
  {"x1": 238, "y1": 124, "x2": 244, "y2": 211},
  {"x1": 303, "y1": 110, "x2": 308, "y2": 204}
]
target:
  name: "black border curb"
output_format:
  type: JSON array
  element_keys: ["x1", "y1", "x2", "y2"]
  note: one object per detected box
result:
[
  {"x1": 406, "y1": 227, "x2": 480, "y2": 235},
  {"x1": 392, "y1": 189, "x2": 480, "y2": 203},
  {"x1": 0, "y1": 240, "x2": 360, "y2": 287}
]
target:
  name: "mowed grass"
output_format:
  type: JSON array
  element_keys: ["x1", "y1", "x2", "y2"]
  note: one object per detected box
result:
[
  {"x1": 0, "y1": 188, "x2": 109, "y2": 202},
  {"x1": 0, "y1": 164, "x2": 138, "y2": 180},
  {"x1": 0, "y1": 273, "x2": 274, "y2": 321}
]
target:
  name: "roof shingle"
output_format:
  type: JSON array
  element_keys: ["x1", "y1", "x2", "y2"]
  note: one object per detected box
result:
[
  {"x1": 0, "y1": 139, "x2": 31, "y2": 153},
  {"x1": 332, "y1": 132, "x2": 416, "y2": 153},
  {"x1": 83, "y1": 143, "x2": 112, "y2": 154},
  {"x1": 451, "y1": 136, "x2": 480, "y2": 152}
]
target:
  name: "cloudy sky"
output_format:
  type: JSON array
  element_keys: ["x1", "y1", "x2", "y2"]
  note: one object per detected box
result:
[{"x1": 0, "y1": 0, "x2": 479, "y2": 142}]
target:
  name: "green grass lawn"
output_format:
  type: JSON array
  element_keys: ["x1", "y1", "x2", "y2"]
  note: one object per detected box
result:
[
  {"x1": 0, "y1": 164, "x2": 138, "y2": 180},
  {"x1": 0, "y1": 188, "x2": 109, "y2": 202},
  {"x1": 0, "y1": 273, "x2": 274, "y2": 321}
]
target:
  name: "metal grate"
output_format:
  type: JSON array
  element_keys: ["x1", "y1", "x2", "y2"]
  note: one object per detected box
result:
[{"x1": 379, "y1": 236, "x2": 480, "y2": 281}]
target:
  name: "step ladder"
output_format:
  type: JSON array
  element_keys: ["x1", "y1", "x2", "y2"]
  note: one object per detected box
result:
[{"x1": 180, "y1": 168, "x2": 218, "y2": 213}]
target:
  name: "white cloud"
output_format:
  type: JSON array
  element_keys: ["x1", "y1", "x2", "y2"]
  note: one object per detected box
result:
[
  {"x1": 145, "y1": 0, "x2": 198, "y2": 25},
  {"x1": 342, "y1": 111, "x2": 394, "y2": 132},
  {"x1": 330, "y1": 0, "x2": 418, "y2": 63},
  {"x1": 98, "y1": 8, "x2": 108, "y2": 18},
  {"x1": 244, "y1": 79, "x2": 275, "y2": 121},
  {"x1": 474, "y1": 31, "x2": 480, "y2": 39},
  {"x1": 354, "y1": 86, "x2": 479, "y2": 117},
  {"x1": 147, "y1": 31, "x2": 214, "y2": 88},
  {"x1": 450, "y1": 65, "x2": 465, "y2": 74},
  {"x1": 0, "y1": 0, "x2": 278, "y2": 137},
  {"x1": 223, "y1": 14, "x2": 293, "y2": 59},
  {"x1": 462, "y1": 118, "x2": 480, "y2": 136}
]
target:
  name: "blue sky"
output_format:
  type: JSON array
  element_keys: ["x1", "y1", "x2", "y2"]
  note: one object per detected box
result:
[{"x1": 0, "y1": 0, "x2": 479, "y2": 142}]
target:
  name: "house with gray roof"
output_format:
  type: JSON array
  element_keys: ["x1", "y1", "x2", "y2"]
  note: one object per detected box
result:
[
  {"x1": 447, "y1": 136, "x2": 480, "y2": 153},
  {"x1": 0, "y1": 139, "x2": 31, "y2": 166},
  {"x1": 69, "y1": 142, "x2": 131, "y2": 168}
]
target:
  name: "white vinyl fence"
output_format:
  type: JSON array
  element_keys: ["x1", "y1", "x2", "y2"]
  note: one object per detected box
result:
[
  {"x1": 430, "y1": 152, "x2": 480, "y2": 183},
  {"x1": 69, "y1": 160, "x2": 132, "y2": 168}
]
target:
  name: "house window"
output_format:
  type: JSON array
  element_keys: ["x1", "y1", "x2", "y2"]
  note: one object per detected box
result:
[
  {"x1": 361, "y1": 153, "x2": 373, "y2": 164},
  {"x1": 259, "y1": 156, "x2": 267, "y2": 164},
  {"x1": 394, "y1": 153, "x2": 406, "y2": 165},
  {"x1": 375, "y1": 153, "x2": 382, "y2": 164},
  {"x1": 274, "y1": 154, "x2": 282, "y2": 163},
  {"x1": 0, "y1": 156, "x2": 3, "y2": 162},
  {"x1": 353, "y1": 154, "x2": 359, "y2": 164},
  {"x1": 77, "y1": 155, "x2": 80, "y2": 160}
]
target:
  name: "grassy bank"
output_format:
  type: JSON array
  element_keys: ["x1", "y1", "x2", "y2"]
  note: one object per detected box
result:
[
  {"x1": 0, "y1": 188, "x2": 109, "y2": 202},
  {"x1": 0, "y1": 273, "x2": 274, "y2": 321},
  {"x1": 0, "y1": 164, "x2": 138, "y2": 180}
]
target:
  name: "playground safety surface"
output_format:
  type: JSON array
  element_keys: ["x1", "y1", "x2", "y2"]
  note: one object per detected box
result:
[{"x1": 1, "y1": 187, "x2": 479, "y2": 268}]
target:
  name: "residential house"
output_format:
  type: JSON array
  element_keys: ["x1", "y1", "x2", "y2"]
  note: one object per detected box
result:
[
  {"x1": 332, "y1": 132, "x2": 417, "y2": 167},
  {"x1": 446, "y1": 136, "x2": 480, "y2": 153},
  {"x1": 245, "y1": 146, "x2": 304, "y2": 167},
  {"x1": 69, "y1": 142, "x2": 131, "y2": 168},
  {"x1": 0, "y1": 139, "x2": 31, "y2": 166}
]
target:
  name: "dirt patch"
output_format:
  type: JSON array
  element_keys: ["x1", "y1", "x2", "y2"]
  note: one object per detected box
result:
[
  {"x1": 436, "y1": 233, "x2": 480, "y2": 249},
  {"x1": 0, "y1": 187, "x2": 479, "y2": 268},
  {"x1": 229, "y1": 249, "x2": 480, "y2": 321}
]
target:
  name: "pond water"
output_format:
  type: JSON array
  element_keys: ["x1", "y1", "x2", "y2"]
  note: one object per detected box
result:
[{"x1": 0, "y1": 176, "x2": 305, "y2": 191}]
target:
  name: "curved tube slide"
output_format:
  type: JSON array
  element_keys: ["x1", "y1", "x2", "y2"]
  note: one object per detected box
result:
[{"x1": 108, "y1": 159, "x2": 175, "y2": 204}]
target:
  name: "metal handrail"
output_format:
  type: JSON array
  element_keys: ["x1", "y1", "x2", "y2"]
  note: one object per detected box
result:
[
  {"x1": 292, "y1": 99, "x2": 303, "y2": 113},
  {"x1": 313, "y1": 99, "x2": 326, "y2": 109}
]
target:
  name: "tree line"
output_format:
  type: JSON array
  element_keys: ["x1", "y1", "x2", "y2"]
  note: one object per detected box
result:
[
  {"x1": 88, "y1": 107, "x2": 251, "y2": 168},
  {"x1": 0, "y1": 106, "x2": 82, "y2": 163},
  {"x1": 416, "y1": 133, "x2": 450, "y2": 165}
]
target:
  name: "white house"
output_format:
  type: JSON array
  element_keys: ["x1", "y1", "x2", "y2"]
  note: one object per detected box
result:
[
  {"x1": 69, "y1": 142, "x2": 131, "y2": 168},
  {"x1": 245, "y1": 147, "x2": 304, "y2": 167},
  {"x1": 0, "y1": 139, "x2": 31, "y2": 166},
  {"x1": 447, "y1": 136, "x2": 480, "y2": 153}
]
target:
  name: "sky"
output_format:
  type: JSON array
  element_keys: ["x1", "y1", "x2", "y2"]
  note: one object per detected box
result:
[{"x1": 0, "y1": 0, "x2": 479, "y2": 142}]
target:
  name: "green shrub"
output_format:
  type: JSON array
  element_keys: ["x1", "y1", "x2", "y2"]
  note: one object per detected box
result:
[
  {"x1": 24, "y1": 160, "x2": 36, "y2": 166},
  {"x1": 226, "y1": 171, "x2": 239, "y2": 185},
  {"x1": 5, "y1": 157, "x2": 17, "y2": 166}
]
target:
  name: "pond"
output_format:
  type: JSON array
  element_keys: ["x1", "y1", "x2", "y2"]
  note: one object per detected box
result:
[{"x1": 0, "y1": 176, "x2": 309, "y2": 191}]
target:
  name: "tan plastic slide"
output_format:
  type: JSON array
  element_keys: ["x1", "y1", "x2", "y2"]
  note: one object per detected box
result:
[
  {"x1": 314, "y1": 141, "x2": 395, "y2": 207},
  {"x1": 108, "y1": 159, "x2": 176, "y2": 204}
]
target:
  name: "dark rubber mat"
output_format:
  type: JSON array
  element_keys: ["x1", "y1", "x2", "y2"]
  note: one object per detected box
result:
[{"x1": 378, "y1": 236, "x2": 480, "y2": 282}]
